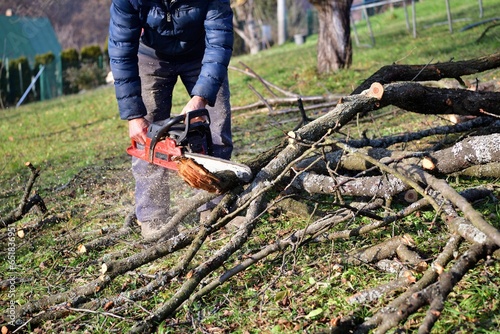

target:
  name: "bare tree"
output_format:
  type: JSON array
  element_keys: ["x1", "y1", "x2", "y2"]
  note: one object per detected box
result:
[
  {"x1": 232, "y1": 0, "x2": 261, "y2": 54},
  {"x1": 309, "y1": 0, "x2": 354, "y2": 73}
]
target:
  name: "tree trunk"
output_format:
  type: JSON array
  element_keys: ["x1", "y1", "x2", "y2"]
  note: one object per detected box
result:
[
  {"x1": 310, "y1": 0, "x2": 354, "y2": 73},
  {"x1": 232, "y1": 0, "x2": 261, "y2": 55}
]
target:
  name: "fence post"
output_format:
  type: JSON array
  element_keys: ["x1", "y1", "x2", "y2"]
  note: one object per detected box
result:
[
  {"x1": 5, "y1": 57, "x2": 10, "y2": 96},
  {"x1": 18, "y1": 62, "x2": 23, "y2": 95},
  {"x1": 277, "y1": 0, "x2": 287, "y2": 45},
  {"x1": 412, "y1": 0, "x2": 417, "y2": 38},
  {"x1": 403, "y1": 0, "x2": 410, "y2": 31},
  {"x1": 16, "y1": 65, "x2": 44, "y2": 108},
  {"x1": 445, "y1": 0, "x2": 453, "y2": 33}
]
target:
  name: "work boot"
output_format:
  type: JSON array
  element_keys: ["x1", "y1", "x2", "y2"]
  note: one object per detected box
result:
[{"x1": 140, "y1": 219, "x2": 178, "y2": 243}]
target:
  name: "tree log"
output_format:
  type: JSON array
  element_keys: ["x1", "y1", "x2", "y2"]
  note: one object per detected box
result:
[
  {"x1": 352, "y1": 52, "x2": 500, "y2": 94},
  {"x1": 293, "y1": 172, "x2": 408, "y2": 198},
  {"x1": 424, "y1": 133, "x2": 500, "y2": 174},
  {"x1": 379, "y1": 82, "x2": 500, "y2": 116}
]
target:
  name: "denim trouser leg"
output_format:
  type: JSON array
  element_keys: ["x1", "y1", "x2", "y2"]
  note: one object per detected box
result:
[
  {"x1": 133, "y1": 49, "x2": 232, "y2": 223},
  {"x1": 206, "y1": 78, "x2": 233, "y2": 160}
]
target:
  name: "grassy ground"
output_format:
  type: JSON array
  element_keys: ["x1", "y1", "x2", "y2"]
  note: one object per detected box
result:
[{"x1": 1, "y1": 0, "x2": 499, "y2": 333}]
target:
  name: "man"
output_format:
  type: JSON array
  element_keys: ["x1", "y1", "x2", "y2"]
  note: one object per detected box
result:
[{"x1": 108, "y1": 0, "x2": 234, "y2": 241}]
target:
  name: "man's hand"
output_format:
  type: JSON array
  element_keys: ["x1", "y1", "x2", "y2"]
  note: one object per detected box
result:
[
  {"x1": 181, "y1": 96, "x2": 208, "y2": 115},
  {"x1": 128, "y1": 117, "x2": 150, "y2": 145}
]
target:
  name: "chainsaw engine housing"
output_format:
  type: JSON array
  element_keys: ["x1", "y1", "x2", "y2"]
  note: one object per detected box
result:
[{"x1": 127, "y1": 109, "x2": 213, "y2": 170}]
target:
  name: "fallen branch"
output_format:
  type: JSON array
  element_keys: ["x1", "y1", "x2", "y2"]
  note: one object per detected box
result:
[
  {"x1": 352, "y1": 52, "x2": 500, "y2": 94},
  {"x1": 374, "y1": 240, "x2": 498, "y2": 334},
  {"x1": 392, "y1": 164, "x2": 500, "y2": 248},
  {"x1": 423, "y1": 133, "x2": 500, "y2": 174},
  {"x1": 379, "y1": 82, "x2": 500, "y2": 117},
  {"x1": 354, "y1": 234, "x2": 463, "y2": 333},
  {"x1": 347, "y1": 272, "x2": 416, "y2": 305},
  {"x1": 3, "y1": 53, "x2": 500, "y2": 334},
  {"x1": 1, "y1": 162, "x2": 47, "y2": 228}
]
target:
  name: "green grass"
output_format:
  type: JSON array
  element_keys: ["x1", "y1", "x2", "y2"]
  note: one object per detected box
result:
[
  {"x1": 0, "y1": 87, "x2": 123, "y2": 189},
  {"x1": 1, "y1": 0, "x2": 500, "y2": 333}
]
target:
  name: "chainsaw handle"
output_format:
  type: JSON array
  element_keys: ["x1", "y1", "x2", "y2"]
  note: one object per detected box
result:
[
  {"x1": 184, "y1": 108, "x2": 211, "y2": 124},
  {"x1": 147, "y1": 109, "x2": 210, "y2": 162},
  {"x1": 147, "y1": 114, "x2": 184, "y2": 162}
]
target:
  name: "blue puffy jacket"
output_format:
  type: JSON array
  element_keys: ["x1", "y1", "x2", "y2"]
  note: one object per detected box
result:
[{"x1": 108, "y1": 0, "x2": 234, "y2": 120}]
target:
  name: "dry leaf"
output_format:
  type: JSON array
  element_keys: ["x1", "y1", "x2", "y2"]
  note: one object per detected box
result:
[
  {"x1": 77, "y1": 244, "x2": 87, "y2": 254},
  {"x1": 103, "y1": 301, "x2": 114, "y2": 311},
  {"x1": 17, "y1": 229, "x2": 25, "y2": 238}
]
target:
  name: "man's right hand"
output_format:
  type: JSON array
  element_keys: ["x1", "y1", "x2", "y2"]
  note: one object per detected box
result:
[{"x1": 128, "y1": 117, "x2": 150, "y2": 145}]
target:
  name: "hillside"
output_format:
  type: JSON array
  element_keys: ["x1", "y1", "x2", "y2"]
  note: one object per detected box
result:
[{"x1": 0, "y1": 0, "x2": 111, "y2": 50}]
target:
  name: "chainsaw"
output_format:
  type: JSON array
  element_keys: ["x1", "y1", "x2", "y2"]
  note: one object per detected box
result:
[{"x1": 126, "y1": 109, "x2": 252, "y2": 182}]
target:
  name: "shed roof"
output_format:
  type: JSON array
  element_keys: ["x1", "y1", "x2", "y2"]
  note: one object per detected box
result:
[{"x1": 0, "y1": 15, "x2": 61, "y2": 66}]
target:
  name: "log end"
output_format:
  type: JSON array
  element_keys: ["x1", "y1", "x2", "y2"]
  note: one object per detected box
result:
[
  {"x1": 404, "y1": 189, "x2": 419, "y2": 203},
  {"x1": 422, "y1": 157, "x2": 436, "y2": 170},
  {"x1": 368, "y1": 82, "x2": 384, "y2": 100}
]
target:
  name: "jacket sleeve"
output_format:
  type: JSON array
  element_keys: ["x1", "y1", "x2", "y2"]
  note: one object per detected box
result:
[
  {"x1": 108, "y1": 0, "x2": 147, "y2": 120},
  {"x1": 191, "y1": 0, "x2": 234, "y2": 106}
]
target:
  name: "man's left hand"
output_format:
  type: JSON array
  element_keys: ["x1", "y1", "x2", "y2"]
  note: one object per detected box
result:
[
  {"x1": 182, "y1": 96, "x2": 208, "y2": 114},
  {"x1": 182, "y1": 96, "x2": 209, "y2": 123}
]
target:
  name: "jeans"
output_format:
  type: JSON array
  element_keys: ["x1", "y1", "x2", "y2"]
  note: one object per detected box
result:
[{"x1": 133, "y1": 45, "x2": 232, "y2": 223}]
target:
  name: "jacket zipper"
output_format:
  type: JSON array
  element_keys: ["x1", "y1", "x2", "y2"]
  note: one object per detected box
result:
[{"x1": 163, "y1": 0, "x2": 176, "y2": 22}]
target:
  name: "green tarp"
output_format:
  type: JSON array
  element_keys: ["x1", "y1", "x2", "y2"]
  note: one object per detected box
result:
[{"x1": 0, "y1": 15, "x2": 63, "y2": 102}]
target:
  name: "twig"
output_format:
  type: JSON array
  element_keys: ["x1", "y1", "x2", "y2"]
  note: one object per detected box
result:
[
  {"x1": 67, "y1": 307, "x2": 130, "y2": 321},
  {"x1": 248, "y1": 83, "x2": 274, "y2": 113},
  {"x1": 355, "y1": 234, "x2": 463, "y2": 333},
  {"x1": 231, "y1": 62, "x2": 297, "y2": 98}
]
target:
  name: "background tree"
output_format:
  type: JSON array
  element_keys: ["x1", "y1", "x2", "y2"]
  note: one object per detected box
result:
[
  {"x1": 232, "y1": 0, "x2": 312, "y2": 54},
  {"x1": 232, "y1": 0, "x2": 278, "y2": 54},
  {"x1": 309, "y1": 0, "x2": 354, "y2": 73}
]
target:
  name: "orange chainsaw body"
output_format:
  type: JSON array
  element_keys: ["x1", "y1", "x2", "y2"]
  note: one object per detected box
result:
[{"x1": 126, "y1": 109, "x2": 212, "y2": 171}]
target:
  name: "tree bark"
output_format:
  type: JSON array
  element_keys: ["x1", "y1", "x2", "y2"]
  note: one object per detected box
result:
[
  {"x1": 424, "y1": 133, "x2": 500, "y2": 174},
  {"x1": 352, "y1": 51, "x2": 500, "y2": 94},
  {"x1": 309, "y1": 0, "x2": 354, "y2": 73},
  {"x1": 379, "y1": 82, "x2": 500, "y2": 116}
]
